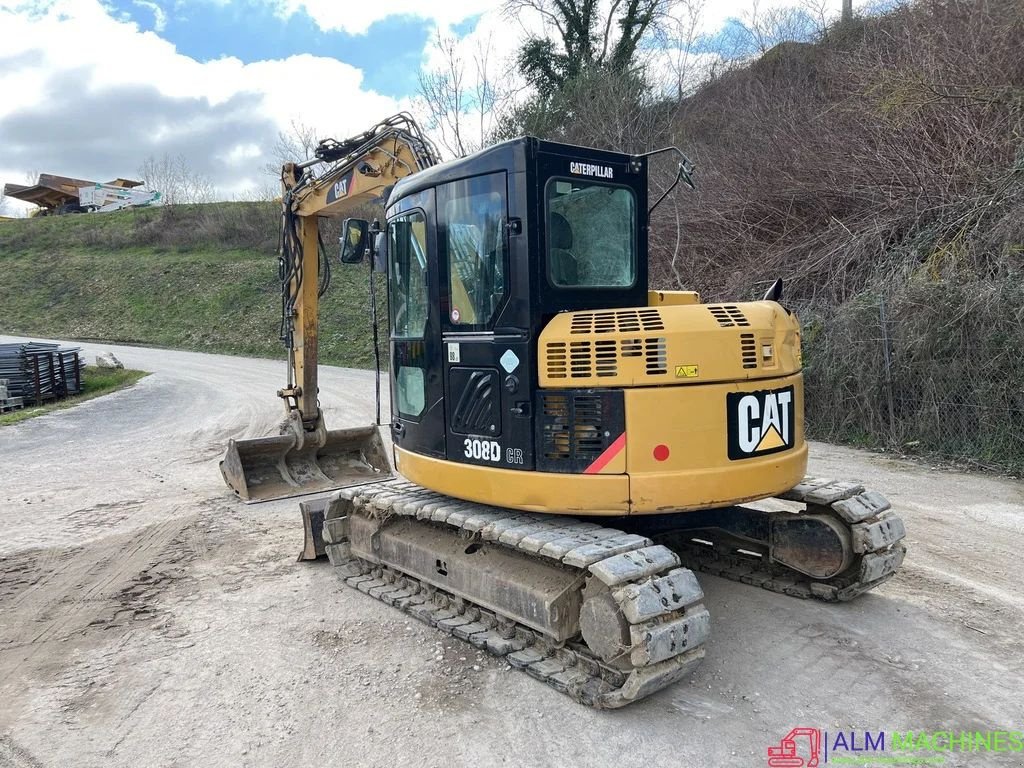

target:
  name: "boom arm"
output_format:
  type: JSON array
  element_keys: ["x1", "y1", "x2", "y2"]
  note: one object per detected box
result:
[{"x1": 277, "y1": 113, "x2": 439, "y2": 433}]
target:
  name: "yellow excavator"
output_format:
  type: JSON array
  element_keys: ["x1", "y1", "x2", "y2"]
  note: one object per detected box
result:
[{"x1": 221, "y1": 113, "x2": 906, "y2": 708}]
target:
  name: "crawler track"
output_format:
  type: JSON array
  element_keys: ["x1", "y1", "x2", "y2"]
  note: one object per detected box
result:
[
  {"x1": 661, "y1": 478, "x2": 907, "y2": 601},
  {"x1": 317, "y1": 477, "x2": 905, "y2": 707},
  {"x1": 322, "y1": 480, "x2": 710, "y2": 708}
]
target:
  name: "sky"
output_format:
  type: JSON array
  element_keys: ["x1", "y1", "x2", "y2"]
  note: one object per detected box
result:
[{"x1": 0, "y1": 0, "x2": 856, "y2": 215}]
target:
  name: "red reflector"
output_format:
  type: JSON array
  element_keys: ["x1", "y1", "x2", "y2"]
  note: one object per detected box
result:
[{"x1": 653, "y1": 444, "x2": 670, "y2": 462}]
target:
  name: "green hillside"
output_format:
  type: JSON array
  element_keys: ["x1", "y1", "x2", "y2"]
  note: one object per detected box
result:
[{"x1": 0, "y1": 203, "x2": 383, "y2": 367}]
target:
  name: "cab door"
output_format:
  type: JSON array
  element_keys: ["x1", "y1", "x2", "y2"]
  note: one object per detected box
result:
[
  {"x1": 387, "y1": 194, "x2": 446, "y2": 458},
  {"x1": 437, "y1": 171, "x2": 535, "y2": 472}
]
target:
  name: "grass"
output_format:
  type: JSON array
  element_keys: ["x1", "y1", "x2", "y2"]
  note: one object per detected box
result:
[
  {"x1": 0, "y1": 203, "x2": 385, "y2": 368},
  {"x1": 0, "y1": 366, "x2": 149, "y2": 426}
]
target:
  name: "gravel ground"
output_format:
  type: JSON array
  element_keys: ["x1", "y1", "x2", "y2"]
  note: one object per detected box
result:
[{"x1": 1, "y1": 336, "x2": 1022, "y2": 768}]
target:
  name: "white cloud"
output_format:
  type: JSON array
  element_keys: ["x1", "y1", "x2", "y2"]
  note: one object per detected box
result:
[
  {"x1": 269, "y1": 0, "x2": 496, "y2": 35},
  {"x1": 132, "y1": 0, "x2": 167, "y2": 31},
  {"x1": 0, "y1": 0, "x2": 408, "y2": 211},
  {"x1": 0, "y1": 0, "x2": 856, "y2": 215}
]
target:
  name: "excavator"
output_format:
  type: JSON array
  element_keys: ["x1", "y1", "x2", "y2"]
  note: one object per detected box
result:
[{"x1": 220, "y1": 113, "x2": 907, "y2": 708}]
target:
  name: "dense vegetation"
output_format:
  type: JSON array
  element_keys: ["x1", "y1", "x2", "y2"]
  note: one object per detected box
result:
[{"x1": 498, "y1": 0, "x2": 1024, "y2": 471}]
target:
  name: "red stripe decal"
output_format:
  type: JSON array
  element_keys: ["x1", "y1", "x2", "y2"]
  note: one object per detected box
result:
[{"x1": 584, "y1": 432, "x2": 626, "y2": 475}]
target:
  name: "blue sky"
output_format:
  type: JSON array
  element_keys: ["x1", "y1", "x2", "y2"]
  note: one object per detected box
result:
[{"x1": 106, "y1": 0, "x2": 450, "y2": 99}]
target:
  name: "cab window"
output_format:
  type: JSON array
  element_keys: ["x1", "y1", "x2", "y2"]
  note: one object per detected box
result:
[
  {"x1": 440, "y1": 173, "x2": 507, "y2": 326},
  {"x1": 546, "y1": 179, "x2": 636, "y2": 288},
  {"x1": 388, "y1": 210, "x2": 428, "y2": 339}
]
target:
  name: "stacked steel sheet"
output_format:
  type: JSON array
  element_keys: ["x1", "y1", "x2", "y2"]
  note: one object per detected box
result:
[{"x1": 0, "y1": 342, "x2": 86, "y2": 409}]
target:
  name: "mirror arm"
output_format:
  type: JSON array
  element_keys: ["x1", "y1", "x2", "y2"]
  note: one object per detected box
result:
[{"x1": 367, "y1": 218, "x2": 382, "y2": 260}]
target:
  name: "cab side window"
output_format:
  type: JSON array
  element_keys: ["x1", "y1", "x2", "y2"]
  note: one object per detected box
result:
[
  {"x1": 388, "y1": 210, "x2": 429, "y2": 418},
  {"x1": 388, "y1": 211, "x2": 428, "y2": 339},
  {"x1": 440, "y1": 173, "x2": 507, "y2": 327}
]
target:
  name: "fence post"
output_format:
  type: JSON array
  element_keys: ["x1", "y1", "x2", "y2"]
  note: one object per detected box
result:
[{"x1": 879, "y1": 297, "x2": 896, "y2": 445}]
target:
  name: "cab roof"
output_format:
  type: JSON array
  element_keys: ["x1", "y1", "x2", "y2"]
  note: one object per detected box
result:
[{"x1": 388, "y1": 136, "x2": 638, "y2": 206}]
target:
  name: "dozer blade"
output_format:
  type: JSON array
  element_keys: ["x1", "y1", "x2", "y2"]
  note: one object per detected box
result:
[
  {"x1": 220, "y1": 425, "x2": 392, "y2": 503},
  {"x1": 298, "y1": 496, "x2": 330, "y2": 561}
]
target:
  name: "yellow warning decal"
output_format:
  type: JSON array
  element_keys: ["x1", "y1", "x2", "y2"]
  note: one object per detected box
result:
[{"x1": 675, "y1": 365, "x2": 699, "y2": 378}]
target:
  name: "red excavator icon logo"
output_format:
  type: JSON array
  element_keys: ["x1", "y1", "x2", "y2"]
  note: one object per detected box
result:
[{"x1": 767, "y1": 728, "x2": 822, "y2": 767}]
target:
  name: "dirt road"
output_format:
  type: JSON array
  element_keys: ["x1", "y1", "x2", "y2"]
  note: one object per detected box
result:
[{"x1": 1, "y1": 337, "x2": 1022, "y2": 768}]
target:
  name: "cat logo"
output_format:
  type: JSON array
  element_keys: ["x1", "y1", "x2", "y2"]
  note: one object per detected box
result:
[
  {"x1": 726, "y1": 386, "x2": 795, "y2": 460},
  {"x1": 325, "y1": 170, "x2": 354, "y2": 204}
]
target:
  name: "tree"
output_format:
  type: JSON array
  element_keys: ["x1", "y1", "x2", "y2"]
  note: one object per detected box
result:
[
  {"x1": 655, "y1": 0, "x2": 707, "y2": 100},
  {"x1": 264, "y1": 120, "x2": 320, "y2": 176},
  {"x1": 137, "y1": 154, "x2": 215, "y2": 205},
  {"x1": 417, "y1": 33, "x2": 510, "y2": 157},
  {"x1": 720, "y1": 0, "x2": 823, "y2": 58},
  {"x1": 504, "y1": 0, "x2": 677, "y2": 91},
  {"x1": 495, "y1": 0, "x2": 683, "y2": 152}
]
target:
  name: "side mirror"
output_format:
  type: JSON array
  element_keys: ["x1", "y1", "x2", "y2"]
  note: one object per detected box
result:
[{"x1": 340, "y1": 218, "x2": 369, "y2": 264}]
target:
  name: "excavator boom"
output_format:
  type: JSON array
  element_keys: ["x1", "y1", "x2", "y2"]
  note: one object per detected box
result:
[{"x1": 221, "y1": 114, "x2": 440, "y2": 502}]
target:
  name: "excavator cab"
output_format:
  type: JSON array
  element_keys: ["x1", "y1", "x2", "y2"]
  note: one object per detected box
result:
[{"x1": 376, "y1": 137, "x2": 807, "y2": 513}]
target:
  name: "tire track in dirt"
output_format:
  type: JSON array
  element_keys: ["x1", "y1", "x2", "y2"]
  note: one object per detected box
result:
[{"x1": 0, "y1": 514, "x2": 196, "y2": 688}]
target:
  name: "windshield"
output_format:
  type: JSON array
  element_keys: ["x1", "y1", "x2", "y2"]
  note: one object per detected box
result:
[{"x1": 546, "y1": 179, "x2": 636, "y2": 288}]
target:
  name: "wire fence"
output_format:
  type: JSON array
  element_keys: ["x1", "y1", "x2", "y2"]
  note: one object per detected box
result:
[{"x1": 793, "y1": 280, "x2": 1024, "y2": 474}]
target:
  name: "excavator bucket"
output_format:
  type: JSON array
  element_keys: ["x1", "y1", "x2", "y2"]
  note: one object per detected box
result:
[{"x1": 220, "y1": 424, "x2": 392, "y2": 503}]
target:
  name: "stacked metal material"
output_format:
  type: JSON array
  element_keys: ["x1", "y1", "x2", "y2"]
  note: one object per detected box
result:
[{"x1": 0, "y1": 342, "x2": 86, "y2": 408}]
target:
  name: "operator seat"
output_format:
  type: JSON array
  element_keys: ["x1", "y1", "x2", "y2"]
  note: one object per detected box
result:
[{"x1": 549, "y1": 212, "x2": 579, "y2": 285}]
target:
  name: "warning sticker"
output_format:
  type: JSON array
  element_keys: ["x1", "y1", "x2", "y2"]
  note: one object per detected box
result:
[{"x1": 675, "y1": 365, "x2": 699, "y2": 378}]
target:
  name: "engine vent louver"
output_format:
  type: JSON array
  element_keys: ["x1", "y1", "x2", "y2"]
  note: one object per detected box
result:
[
  {"x1": 570, "y1": 340, "x2": 594, "y2": 378},
  {"x1": 570, "y1": 309, "x2": 664, "y2": 334},
  {"x1": 546, "y1": 341, "x2": 568, "y2": 379},
  {"x1": 594, "y1": 339, "x2": 617, "y2": 377},
  {"x1": 621, "y1": 339, "x2": 642, "y2": 357},
  {"x1": 539, "y1": 392, "x2": 604, "y2": 462},
  {"x1": 545, "y1": 336, "x2": 666, "y2": 380},
  {"x1": 644, "y1": 338, "x2": 668, "y2": 375},
  {"x1": 536, "y1": 389, "x2": 625, "y2": 472},
  {"x1": 709, "y1": 304, "x2": 751, "y2": 328},
  {"x1": 740, "y1": 333, "x2": 758, "y2": 369}
]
